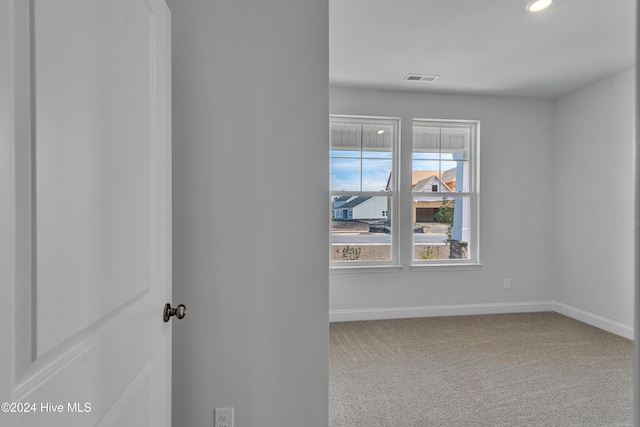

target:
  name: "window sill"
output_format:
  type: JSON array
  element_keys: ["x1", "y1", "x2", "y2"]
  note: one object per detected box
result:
[
  {"x1": 410, "y1": 262, "x2": 482, "y2": 272},
  {"x1": 330, "y1": 264, "x2": 403, "y2": 274}
]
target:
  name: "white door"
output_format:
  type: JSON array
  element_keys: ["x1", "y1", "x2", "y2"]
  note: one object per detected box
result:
[{"x1": 0, "y1": 0, "x2": 173, "y2": 426}]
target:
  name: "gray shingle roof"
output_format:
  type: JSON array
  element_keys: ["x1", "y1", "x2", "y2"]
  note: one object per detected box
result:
[{"x1": 336, "y1": 196, "x2": 373, "y2": 209}]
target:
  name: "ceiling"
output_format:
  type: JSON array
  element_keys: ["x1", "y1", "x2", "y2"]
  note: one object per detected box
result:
[{"x1": 329, "y1": 0, "x2": 636, "y2": 98}]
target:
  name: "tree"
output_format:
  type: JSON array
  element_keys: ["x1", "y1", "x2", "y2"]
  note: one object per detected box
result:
[{"x1": 435, "y1": 196, "x2": 454, "y2": 240}]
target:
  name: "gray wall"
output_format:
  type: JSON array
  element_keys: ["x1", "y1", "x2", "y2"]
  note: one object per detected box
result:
[
  {"x1": 330, "y1": 87, "x2": 556, "y2": 314},
  {"x1": 168, "y1": 1, "x2": 329, "y2": 426},
  {"x1": 329, "y1": 70, "x2": 635, "y2": 334},
  {"x1": 554, "y1": 68, "x2": 636, "y2": 327}
]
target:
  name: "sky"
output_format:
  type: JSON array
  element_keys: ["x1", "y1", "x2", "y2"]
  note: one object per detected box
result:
[{"x1": 330, "y1": 150, "x2": 459, "y2": 192}]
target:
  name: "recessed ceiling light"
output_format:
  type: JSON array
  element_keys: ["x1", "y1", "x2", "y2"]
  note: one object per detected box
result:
[
  {"x1": 527, "y1": 0, "x2": 552, "y2": 13},
  {"x1": 377, "y1": 130, "x2": 385, "y2": 135}
]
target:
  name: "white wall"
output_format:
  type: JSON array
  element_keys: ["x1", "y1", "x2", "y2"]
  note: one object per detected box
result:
[
  {"x1": 352, "y1": 197, "x2": 388, "y2": 219},
  {"x1": 330, "y1": 87, "x2": 556, "y2": 317},
  {"x1": 553, "y1": 68, "x2": 636, "y2": 328},
  {"x1": 169, "y1": 1, "x2": 329, "y2": 426}
]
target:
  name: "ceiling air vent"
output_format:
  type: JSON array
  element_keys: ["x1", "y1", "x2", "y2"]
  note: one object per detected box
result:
[{"x1": 404, "y1": 74, "x2": 439, "y2": 82}]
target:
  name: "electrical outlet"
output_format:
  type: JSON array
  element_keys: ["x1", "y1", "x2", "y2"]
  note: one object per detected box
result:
[
  {"x1": 215, "y1": 407, "x2": 234, "y2": 427},
  {"x1": 504, "y1": 279, "x2": 511, "y2": 289}
]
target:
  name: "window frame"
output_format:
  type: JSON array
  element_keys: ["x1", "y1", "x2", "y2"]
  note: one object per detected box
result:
[
  {"x1": 329, "y1": 116, "x2": 480, "y2": 272},
  {"x1": 410, "y1": 118, "x2": 480, "y2": 269},
  {"x1": 329, "y1": 115, "x2": 401, "y2": 270}
]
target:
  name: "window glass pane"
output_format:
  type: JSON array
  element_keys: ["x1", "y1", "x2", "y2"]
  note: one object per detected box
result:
[
  {"x1": 330, "y1": 158, "x2": 360, "y2": 191},
  {"x1": 413, "y1": 126, "x2": 440, "y2": 152},
  {"x1": 330, "y1": 124, "x2": 361, "y2": 151},
  {"x1": 331, "y1": 119, "x2": 395, "y2": 192},
  {"x1": 413, "y1": 125, "x2": 470, "y2": 193},
  {"x1": 362, "y1": 128, "x2": 393, "y2": 153},
  {"x1": 411, "y1": 159, "x2": 440, "y2": 192},
  {"x1": 441, "y1": 128, "x2": 470, "y2": 192},
  {"x1": 331, "y1": 195, "x2": 392, "y2": 262},
  {"x1": 412, "y1": 158, "x2": 440, "y2": 171},
  {"x1": 448, "y1": 160, "x2": 468, "y2": 192},
  {"x1": 441, "y1": 128, "x2": 469, "y2": 160},
  {"x1": 413, "y1": 195, "x2": 470, "y2": 261},
  {"x1": 362, "y1": 158, "x2": 392, "y2": 191}
]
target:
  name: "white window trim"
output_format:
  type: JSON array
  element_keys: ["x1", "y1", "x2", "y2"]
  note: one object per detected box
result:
[
  {"x1": 409, "y1": 262, "x2": 482, "y2": 271},
  {"x1": 330, "y1": 264, "x2": 403, "y2": 274},
  {"x1": 410, "y1": 118, "x2": 480, "y2": 268},
  {"x1": 330, "y1": 115, "x2": 401, "y2": 269}
]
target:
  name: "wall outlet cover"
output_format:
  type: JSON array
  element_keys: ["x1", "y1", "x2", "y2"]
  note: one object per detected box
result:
[{"x1": 214, "y1": 407, "x2": 234, "y2": 427}]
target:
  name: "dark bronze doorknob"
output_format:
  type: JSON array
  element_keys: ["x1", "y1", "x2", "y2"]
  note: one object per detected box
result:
[{"x1": 164, "y1": 303, "x2": 186, "y2": 322}]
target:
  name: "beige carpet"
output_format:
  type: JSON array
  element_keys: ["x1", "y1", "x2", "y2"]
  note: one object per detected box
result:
[{"x1": 329, "y1": 312, "x2": 633, "y2": 426}]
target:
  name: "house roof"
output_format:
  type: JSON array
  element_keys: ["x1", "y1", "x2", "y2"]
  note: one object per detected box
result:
[
  {"x1": 387, "y1": 167, "x2": 457, "y2": 191},
  {"x1": 411, "y1": 170, "x2": 438, "y2": 186},
  {"x1": 441, "y1": 167, "x2": 457, "y2": 183},
  {"x1": 412, "y1": 175, "x2": 436, "y2": 191},
  {"x1": 412, "y1": 175, "x2": 452, "y2": 193},
  {"x1": 412, "y1": 168, "x2": 456, "y2": 185},
  {"x1": 336, "y1": 196, "x2": 373, "y2": 209},
  {"x1": 333, "y1": 196, "x2": 352, "y2": 202}
]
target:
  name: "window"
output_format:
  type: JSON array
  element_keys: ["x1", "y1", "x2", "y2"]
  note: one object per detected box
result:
[
  {"x1": 412, "y1": 119, "x2": 479, "y2": 266},
  {"x1": 330, "y1": 116, "x2": 399, "y2": 266},
  {"x1": 329, "y1": 116, "x2": 479, "y2": 269}
]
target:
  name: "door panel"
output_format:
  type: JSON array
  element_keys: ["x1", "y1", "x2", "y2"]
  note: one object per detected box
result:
[
  {"x1": 35, "y1": 0, "x2": 154, "y2": 358},
  {"x1": 97, "y1": 363, "x2": 153, "y2": 427},
  {"x1": 0, "y1": 0, "x2": 172, "y2": 426}
]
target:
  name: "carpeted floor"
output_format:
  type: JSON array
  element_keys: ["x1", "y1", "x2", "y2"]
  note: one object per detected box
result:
[{"x1": 329, "y1": 312, "x2": 633, "y2": 426}]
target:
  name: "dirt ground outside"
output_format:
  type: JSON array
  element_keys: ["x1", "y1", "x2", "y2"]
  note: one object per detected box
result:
[
  {"x1": 331, "y1": 221, "x2": 453, "y2": 262},
  {"x1": 331, "y1": 244, "x2": 455, "y2": 262},
  {"x1": 331, "y1": 220, "x2": 449, "y2": 234}
]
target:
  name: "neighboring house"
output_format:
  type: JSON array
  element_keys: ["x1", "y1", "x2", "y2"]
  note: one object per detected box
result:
[
  {"x1": 387, "y1": 168, "x2": 457, "y2": 222},
  {"x1": 413, "y1": 172, "x2": 453, "y2": 222},
  {"x1": 412, "y1": 168, "x2": 456, "y2": 191},
  {"x1": 333, "y1": 196, "x2": 388, "y2": 220},
  {"x1": 332, "y1": 195, "x2": 353, "y2": 209}
]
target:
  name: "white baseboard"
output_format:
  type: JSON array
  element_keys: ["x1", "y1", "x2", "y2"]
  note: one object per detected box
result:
[
  {"x1": 330, "y1": 301, "x2": 554, "y2": 322},
  {"x1": 330, "y1": 301, "x2": 634, "y2": 340},
  {"x1": 553, "y1": 301, "x2": 634, "y2": 340}
]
